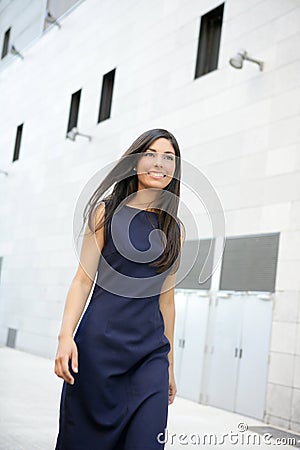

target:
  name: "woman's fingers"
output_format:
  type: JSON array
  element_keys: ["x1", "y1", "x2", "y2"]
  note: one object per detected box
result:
[
  {"x1": 62, "y1": 356, "x2": 75, "y2": 384},
  {"x1": 54, "y1": 337, "x2": 79, "y2": 385},
  {"x1": 71, "y1": 345, "x2": 78, "y2": 373},
  {"x1": 168, "y1": 381, "x2": 177, "y2": 404},
  {"x1": 54, "y1": 355, "x2": 74, "y2": 384}
]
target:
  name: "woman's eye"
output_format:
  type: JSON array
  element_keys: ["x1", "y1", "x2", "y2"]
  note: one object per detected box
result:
[{"x1": 143, "y1": 152, "x2": 174, "y2": 161}]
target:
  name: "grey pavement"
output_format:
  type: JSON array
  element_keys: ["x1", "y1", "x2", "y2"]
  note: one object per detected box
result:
[{"x1": 0, "y1": 346, "x2": 297, "y2": 450}]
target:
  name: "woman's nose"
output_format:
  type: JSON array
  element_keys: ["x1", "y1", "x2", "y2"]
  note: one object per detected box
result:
[{"x1": 154, "y1": 154, "x2": 164, "y2": 167}]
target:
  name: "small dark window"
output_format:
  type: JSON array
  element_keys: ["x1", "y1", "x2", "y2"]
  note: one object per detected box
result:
[
  {"x1": 67, "y1": 89, "x2": 81, "y2": 134},
  {"x1": 13, "y1": 123, "x2": 23, "y2": 162},
  {"x1": 98, "y1": 69, "x2": 116, "y2": 123},
  {"x1": 1, "y1": 27, "x2": 11, "y2": 59},
  {"x1": 194, "y1": 3, "x2": 224, "y2": 78}
]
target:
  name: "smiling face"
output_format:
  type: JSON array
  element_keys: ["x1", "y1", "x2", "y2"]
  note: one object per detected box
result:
[{"x1": 136, "y1": 138, "x2": 176, "y2": 191}]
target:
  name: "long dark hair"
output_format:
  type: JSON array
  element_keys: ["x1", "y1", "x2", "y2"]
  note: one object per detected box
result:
[{"x1": 82, "y1": 128, "x2": 182, "y2": 274}]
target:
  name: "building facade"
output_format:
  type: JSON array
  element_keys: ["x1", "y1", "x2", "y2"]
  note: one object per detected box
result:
[{"x1": 0, "y1": 0, "x2": 299, "y2": 432}]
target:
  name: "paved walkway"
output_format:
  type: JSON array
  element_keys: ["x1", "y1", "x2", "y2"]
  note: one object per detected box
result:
[{"x1": 0, "y1": 346, "x2": 298, "y2": 449}]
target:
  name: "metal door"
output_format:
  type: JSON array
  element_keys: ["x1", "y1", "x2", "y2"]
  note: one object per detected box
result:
[
  {"x1": 235, "y1": 293, "x2": 273, "y2": 419},
  {"x1": 177, "y1": 291, "x2": 210, "y2": 401},
  {"x1": 203, "y1": 294, "x2": 243, "y2": 411},
  {"x1": 173, "y1": 290, "x2": 187, "y2": 388},
  {"x1": 174, "y1": 290, "x2": 210, "y2": 401}
]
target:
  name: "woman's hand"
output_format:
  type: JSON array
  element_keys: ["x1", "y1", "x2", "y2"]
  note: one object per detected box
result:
[
  {"x1": 54, "y1": 335, "x2": 78, "y2": 385},
  {"x1": 168, "y1": 368, "x2": 177, "y2": 405}
]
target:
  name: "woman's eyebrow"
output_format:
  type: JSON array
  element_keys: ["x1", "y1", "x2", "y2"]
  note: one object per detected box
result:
[{"x1": 147, "y1": 147, "x2": 175, "y2": 154}]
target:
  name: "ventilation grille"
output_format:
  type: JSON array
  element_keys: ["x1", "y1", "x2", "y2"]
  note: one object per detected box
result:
[
  {"x1": 220, "y1": 233, "x2": 280, "y2": 292},
  {"x1": 176, "y1": 239, "x2": 215, "y2": 290}
]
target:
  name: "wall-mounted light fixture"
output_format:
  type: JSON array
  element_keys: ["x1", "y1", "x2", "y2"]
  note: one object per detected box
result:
[
  {"x1": 10, "y1": 45, "x2": 24, "y2": 60},
  {"x1": 229, "y1": 50, "x2": 264, "y2": 71},
  {"x1": 66, "y1": 127, "x2": 92, "y2": 142},
  {"x1": 45, "y1": 10, "x2": 61, "y2": 29}
]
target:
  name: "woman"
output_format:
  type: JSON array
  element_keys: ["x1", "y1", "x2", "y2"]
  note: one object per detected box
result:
[{"x1": 54, "y1": 128, "x2": 185, "y2": 450}]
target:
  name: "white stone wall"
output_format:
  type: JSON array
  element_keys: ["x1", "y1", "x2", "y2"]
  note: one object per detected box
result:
[{"x1": 0, "y1": 0, "x2": 299, "y2": 430}]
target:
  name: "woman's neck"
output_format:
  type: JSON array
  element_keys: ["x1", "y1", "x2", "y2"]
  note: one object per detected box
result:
[{"x1": 129, "y1": 189, "x2": 158, "y2": 207}]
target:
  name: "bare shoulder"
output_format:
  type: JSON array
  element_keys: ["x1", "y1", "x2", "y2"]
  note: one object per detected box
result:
[{"x1": 90, "y1": 201, "x2": 106, "y2": 230}]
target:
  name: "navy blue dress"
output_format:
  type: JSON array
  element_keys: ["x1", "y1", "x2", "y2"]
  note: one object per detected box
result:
[{"x1": 54, "y1": 202, "x2": 173, "y2": 450}]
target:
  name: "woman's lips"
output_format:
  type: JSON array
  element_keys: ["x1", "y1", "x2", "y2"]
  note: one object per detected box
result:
[{"x1": 147, "y1": 171, "x2": 166, "y2": 179}]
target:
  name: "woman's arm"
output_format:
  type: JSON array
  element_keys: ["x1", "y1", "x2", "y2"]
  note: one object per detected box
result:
[
  {"x1": 159, "y1": 221, "x2": 185, "y2": 404},
  {"x1": 159, "y1": 272, "x2": 176, "y2": 370},
  {"x1": 54, "y1": 203, "x2": 106, "y2": 384},
  {"x1": 159, "y1": 273, "x2": 177, "y2": 406}
]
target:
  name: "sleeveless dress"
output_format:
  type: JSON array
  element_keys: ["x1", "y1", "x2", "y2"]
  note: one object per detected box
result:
[{"x1": 54, "y1": 201, "x2": 174, "y2": 450}]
